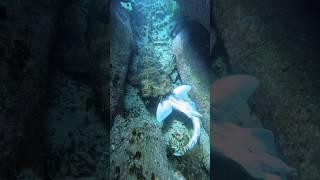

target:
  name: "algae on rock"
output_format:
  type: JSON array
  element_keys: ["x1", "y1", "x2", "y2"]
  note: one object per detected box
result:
[
  {"x1": 111, "y1": 85, "x2": 177, "y2": 179},
  {"x1": 137, "y1": 44, "x2": 173, "y2": 103}
]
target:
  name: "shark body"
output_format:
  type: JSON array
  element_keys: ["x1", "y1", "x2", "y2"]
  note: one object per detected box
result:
[{"x1": 156, "y1": 85, "x2": 201, "y2": 156}]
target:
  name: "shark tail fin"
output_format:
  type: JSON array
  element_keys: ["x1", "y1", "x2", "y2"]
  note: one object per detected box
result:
[
  {"x1": 156, "y1": 100, "x2": 173, "y2": 122},
  {"x1": 173, "y1": 85, "x2": 192, "y2": 99}
]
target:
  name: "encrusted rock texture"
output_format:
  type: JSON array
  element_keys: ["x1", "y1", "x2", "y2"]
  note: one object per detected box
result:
[
  {"x1": 213, "y1": 0, "x2": 320, "y2": 179},
  {"x1": 176, "y1": 0, "x2": 211, "y2": 31},
  {"x1": 137, "y1": 44, "x2": 172, "y2": 103},
  {"x1": 45, "y1": 0, "x2": 109, "y2": 179},
  {"x1": 44, "y1": 71, "x2": 108, "y2": 179},
  {"x1": 52, "y1": 0, "x2": 109, "y2": 115},
  {"x1": 0, "y1": 0, "x2": 109, "y2": 179},
  {"x1": 0, "y1": 0, "x2": 61, "y2": 178},
  {"x1": 110, "y1": 1, "x2": 134, "y2": 121},
  {"x1": 111, "y1": 85, "x2": 177, "y2": 179}
]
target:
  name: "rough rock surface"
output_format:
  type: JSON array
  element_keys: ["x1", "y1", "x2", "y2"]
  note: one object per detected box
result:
[
  {"x1": 0, "y1": 0, "x2": 109, "y2": 179},
  {"x1": 129, "y1": 0, "x2": 175, "y2": 104},
  {"x1": 52, "y1": 0, "x2": 109, "y2": 121},
  {"x1": 163, "y1": 114, "x2": 210, "y2": 177},
  {"x1": 111, "y1": 85, "x2": 177, "y2": 179},
  {"x1": 0, "y1": 0, "x2": 61, "y2": 178},
  {"x1": 110, "y1": 1, "x2": 134, "y2": 121},
  {"x1": 44, "y1": 71, "x2": 108, "y2": 179},
  {"x1": 137, "y1": 44, "x2": 172, "y2": 102},
  {"x1": 45, "y1": 0, "x2": 109, "y2": 178},
  {"x1": 213, "y1": 0, "x2": 320, "y2": 179},
  {"x1": 175, "y1": 0, "x2": 211, "y2": 31}
]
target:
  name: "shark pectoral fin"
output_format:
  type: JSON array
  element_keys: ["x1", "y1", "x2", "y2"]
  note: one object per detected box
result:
[
  {"x1": 173, "y1": 85, "x2": 192, "y2": 99},
  {"x1": 156, "y1": 100, "x2": 173, "y2": 122}
]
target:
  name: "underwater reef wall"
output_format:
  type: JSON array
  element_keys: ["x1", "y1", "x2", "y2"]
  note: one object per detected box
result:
[
  {"x1": 110, "y1": 1, "x2": 135, "y2": 122},
  {"x1": 111, "y1": 85, "x2": 177, "y2": 179},
  {"x1": 213, "y1": 0, "x2": 320, "y2": 179},
  {"x1": 0, "y1": 0, "x2": 62, "y2": 178},
  {"x1": 175, "y1": 0, "x2": 210, "y2": 31},
  {"x1": 52, "y1": 0, "x2": 109, "y2": 106},
  {"x1": 0, "y1": 0, "x2": 108, "y2": 178},
  {"x1": 45, "y1": 0, "x2": 109, "y2": 178}
]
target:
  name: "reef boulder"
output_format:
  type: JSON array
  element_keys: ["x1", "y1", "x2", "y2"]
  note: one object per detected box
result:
[
  {"x1": 0, "y1": 0, "x2": 62, "y2": 177},
  {"x1": 213, "y1": 0, "x2": 320, "y2": 179},
  {"x1": 111, "y1": 85, "x2": 177, "y2": 179},
  {"x1": 110, "y1": 1, "x2": 135, "y2": 121}
]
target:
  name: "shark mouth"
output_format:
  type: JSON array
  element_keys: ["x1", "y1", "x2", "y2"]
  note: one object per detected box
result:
[{"x1": 156, "y1": 85, "x2": 202, "y2": 156}]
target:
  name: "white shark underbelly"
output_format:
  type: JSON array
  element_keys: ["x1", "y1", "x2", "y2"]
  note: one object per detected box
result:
[{"x1": 156, "y1": 85, "x2": 202, "y2": 156}]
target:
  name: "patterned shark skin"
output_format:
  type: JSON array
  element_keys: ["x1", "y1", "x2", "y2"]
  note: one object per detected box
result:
[{"x1": 211, "y1": 75, "x2": 296, "y2": 179}]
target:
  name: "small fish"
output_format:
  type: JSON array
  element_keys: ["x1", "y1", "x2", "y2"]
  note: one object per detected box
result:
[{"x1": 156, "y1": 85, "x2": 201, "y2": 156}]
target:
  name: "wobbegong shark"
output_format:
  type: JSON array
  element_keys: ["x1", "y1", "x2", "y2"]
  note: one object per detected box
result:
[{"x1": 156, "y1": 85, "x2": 201, "y2": 156}]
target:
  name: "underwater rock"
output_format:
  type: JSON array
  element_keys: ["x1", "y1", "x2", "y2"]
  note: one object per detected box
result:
[
  {"x1": 111, "y1": 85, "x2": 176, "y2": 179},
  {"x1": 52, "y1": 0, "x2": 109, "y2": 117},
  {"x1": 50, "y1": 0, "x2": 110, "y2": 114},
  {"x1": 137, "y1": 44, "x2": 173, "y2": 104},
  {"x1": 213, "y1": 1, "x2": 320, "y2": 178},
  {"x1": 110, "y1": 1, "x2": 135, "y2": 121},
  {"x1": 211, "y1": 75, "x2": 296, "y2": 179},
  {"x1": 43, "y1": 1, "x2": 109, "y2": 178},
  {"x1": 17, "y1": 169, "x2": 42, "y2": 180},
  {"x1": 0, "y1": 0, "x2": 62, "y2": 178},
  {"x1": 44, "y1": 71, "x2": 108, "y2": 179},
  {"x1": 164, "y1": 120, "x2": 192, "y2": 153},
  {"x1": 164, "y1": 120, "x2": 210, "y2": 179},
  {"x1": 175, "y1": 0, "x2": 210, "y2": 31},
  {"x1": 53, "y1": 0, "x2": 109, "y2": 76},
  {"x1": 211, "y1": 56, "x2": 230, "y2": 78}
]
